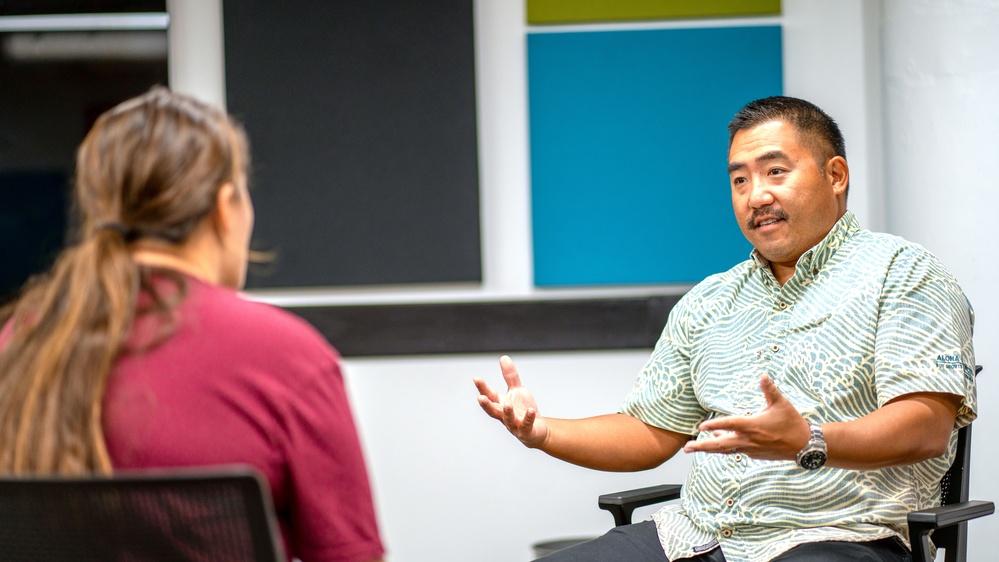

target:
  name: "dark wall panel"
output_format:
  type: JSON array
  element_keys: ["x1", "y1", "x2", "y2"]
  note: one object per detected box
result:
[
  {"x1": 0, "y1": 21, "x2": 168, "y2": 304},
  {"x1": 290, "y1": 296, "x2": 679, "y2": 357},
  {"x1": 0, "y1": 172, "x2": 67, "y2": 303},
  {"x1": 224, "y1": 0, "x2": 481, "y2": 289}
]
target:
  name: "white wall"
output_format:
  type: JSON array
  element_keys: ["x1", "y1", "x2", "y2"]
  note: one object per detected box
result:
[
  {"x1": 167, "y1": 1, "x2": 999, "y2": 560},
  {"x1": 879, "y1": 2, "x2": 999, "y2": 560},
  {"x1": 782, "y1": 0, "x2": 886, "y2": 231},
  {"x1": 345, "y1": 351, "x2": 689, "y2": 561}
]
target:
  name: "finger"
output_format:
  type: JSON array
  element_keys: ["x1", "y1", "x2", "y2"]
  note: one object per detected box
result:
[
  {"x1": 473, "y1": 377, "x2": 500, "y2": 403},
  {"x1": 523, "y1": 407, "x2": 537, "y2": 428},
  {"x1": 683, "y1": 436, "x2": 738, "y2": 454},
  {"x1": 499, "y1": 355, "x2": 523, "y2": 390},
  {"x1": 501, "y1": 401, "x2": 530, "y2": 434},
  {"x1": 476, "y1": 395, "x2": 504, "y2": 420},
  {"x1": 698, "y1": 415, "x2": 745, "y2": 433}
]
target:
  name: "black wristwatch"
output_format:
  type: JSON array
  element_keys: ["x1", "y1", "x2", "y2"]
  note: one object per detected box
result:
[{"x1": 796, "y1": 423, "x2": 827, "y2": 470}]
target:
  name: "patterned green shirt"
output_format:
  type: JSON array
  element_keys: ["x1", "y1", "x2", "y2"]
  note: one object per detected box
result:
[{"x1": 621, "y1": 212, "x2": 977, "y2": 562}]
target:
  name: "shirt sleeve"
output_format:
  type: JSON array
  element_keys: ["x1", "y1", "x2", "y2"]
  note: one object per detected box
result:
[
  {"x1": 280, "y1": 349, "x2": 385, "y2": 562},
  {"x1": 874, "y1": 245, "x2": 977, "y2": 428},
  {"x1": 620, "y1": 293, "x2": 706, "y2": 435}
]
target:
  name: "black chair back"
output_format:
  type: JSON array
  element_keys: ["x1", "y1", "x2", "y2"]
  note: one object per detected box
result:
[{"x1": 0, "y1": 466, "x2": 285, "y2": 562}]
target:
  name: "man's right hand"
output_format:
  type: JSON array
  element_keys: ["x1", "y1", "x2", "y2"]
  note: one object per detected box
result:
[
  {"x1": 473, "y1": 355, "x2": 549, "y2": 448},
  {"x1": 475, "y1": 356, "x2": 689, "y2": 471}
]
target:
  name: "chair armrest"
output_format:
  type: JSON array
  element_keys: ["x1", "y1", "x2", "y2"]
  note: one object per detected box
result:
[
  {"x1": 908, "y1": 500, "x2": 995, "y2": 562},
  {"x1": 598, "y1": 484, "x2": 682, "y2": 527}
]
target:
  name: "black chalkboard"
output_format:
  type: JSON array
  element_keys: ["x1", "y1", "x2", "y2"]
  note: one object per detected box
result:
[{"x1": 223, "y1": 0, "x2": 481, "y2": 289}]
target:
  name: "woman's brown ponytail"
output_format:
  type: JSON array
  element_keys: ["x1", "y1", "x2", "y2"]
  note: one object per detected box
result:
[{"x1": 0, "y1": 87, "x2": 248, "y2": 475}]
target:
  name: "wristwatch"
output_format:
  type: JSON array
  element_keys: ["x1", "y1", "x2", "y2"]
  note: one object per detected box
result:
[{"x1": 796, "y1": 423, "x2": 827, "y2": 470}]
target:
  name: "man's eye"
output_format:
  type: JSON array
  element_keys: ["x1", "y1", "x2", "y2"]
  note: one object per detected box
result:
[
  {"x1": 732, "y1": 177, "x2": 746, "y2": 185},
  {"x1": 768, "y1": 168, "x2": 785, "y2": 176}
]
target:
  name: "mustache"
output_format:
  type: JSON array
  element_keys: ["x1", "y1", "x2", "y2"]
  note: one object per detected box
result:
[{"x1": 747, "y1": 206, "x2": 789, "y2": 229}]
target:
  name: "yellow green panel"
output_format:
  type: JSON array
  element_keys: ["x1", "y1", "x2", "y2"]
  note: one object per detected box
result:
[{"x1": 527, "y1": 0, "x2": 781, "y2": 24}]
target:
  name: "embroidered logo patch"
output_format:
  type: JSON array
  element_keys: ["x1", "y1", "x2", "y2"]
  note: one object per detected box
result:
[
  {"x1": 936, "y1": 353, "x2": 962, "y2": 368},
  {"x1": 693, "y1": 538, "x2": 720, "y2": 554},
  {"x1": 937, "y1": 354, "x2": 975, "y2": 382}
]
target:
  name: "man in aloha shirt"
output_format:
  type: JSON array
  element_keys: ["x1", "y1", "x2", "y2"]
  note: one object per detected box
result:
[{"x1": 475, "y1": 96, "x2": 975, "y2": 562}]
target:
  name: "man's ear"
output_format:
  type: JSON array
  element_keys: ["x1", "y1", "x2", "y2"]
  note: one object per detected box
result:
[
  {"x1": 827, "y1": 156, "x2": 849, "y2": 196},
  {"x1": 211, "y1": 182, "x2": 238, "y2": 237}
]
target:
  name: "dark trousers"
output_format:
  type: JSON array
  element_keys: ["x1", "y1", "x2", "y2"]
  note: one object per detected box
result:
[{"x1": 536, "y1": 521, "x2": 912, "y2": 562}]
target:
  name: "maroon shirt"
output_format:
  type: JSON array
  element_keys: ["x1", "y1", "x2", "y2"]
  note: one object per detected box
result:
[{"x1": 103, "y1": 275, "x2": 384, "y2": 562}]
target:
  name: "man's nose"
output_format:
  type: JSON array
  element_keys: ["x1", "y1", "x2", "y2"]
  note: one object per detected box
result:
[{"x1": 748, "y1": 177, "x2": 774, "y2": 208}]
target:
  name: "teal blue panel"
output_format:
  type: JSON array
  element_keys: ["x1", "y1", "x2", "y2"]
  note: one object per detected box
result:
[{"x1": 528, "y1": 26, "x2": 782, "y2": 286}]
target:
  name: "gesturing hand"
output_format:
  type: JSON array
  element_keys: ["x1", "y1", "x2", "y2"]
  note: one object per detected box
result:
[
  {"x1": 682, "y1": 375, "x2": 810, "y2": 460},
  {"x1": 473, "y1": 356, "x2": 549, "y2": 448}
]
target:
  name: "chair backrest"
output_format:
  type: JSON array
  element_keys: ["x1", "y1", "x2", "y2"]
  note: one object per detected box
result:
[
  {"x1": 931, "y1": 364, "x2": 982, "y2": 562},
  {"x1": 0, "y1": 466, "x2": 286, "y2": 562}
]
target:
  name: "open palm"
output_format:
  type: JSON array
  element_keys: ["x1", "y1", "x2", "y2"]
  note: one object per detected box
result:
[{"x1": 473, "y1": 356, "x2": 549, "y2": 448}]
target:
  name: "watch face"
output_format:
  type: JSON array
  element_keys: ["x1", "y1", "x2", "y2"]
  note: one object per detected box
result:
[{"x1": 799, "y1": 450, "x2": 827, "y2": 470}]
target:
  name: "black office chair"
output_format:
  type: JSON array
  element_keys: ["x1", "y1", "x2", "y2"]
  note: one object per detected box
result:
[
  {"x1": 598, "y1": 366, "x2": 993, "y2": 562},
  {"x1": 0, "y1": 465, "x2": 286, "y2": 562}
]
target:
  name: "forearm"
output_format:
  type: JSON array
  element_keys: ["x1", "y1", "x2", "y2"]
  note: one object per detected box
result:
[
  {"x1": 822, "y1": 393, "x2": 961, "y2": 470},
  {"x1": 536, "y1": 413, "x2": 687, "y2": 472},
  {"x1": 686, "y1": 379, "x2": 961, "y2": 471}
]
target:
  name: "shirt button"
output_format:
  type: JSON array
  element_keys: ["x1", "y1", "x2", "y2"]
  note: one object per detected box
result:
[
  {"x1": 722, "y1": 529, "x2": 733, "y2": 538},
  {"x1": 778, "y1": 301, "x2": 788, "y2": 309},
  {"x1": 726, "y1": 499, "x2": 735, "y2": 507},
  {"x1": 771, "y1": 344, "x2": 780, "y2": 352},
  {"x1": 733, "y1": 454, "x2": 743, "y2": 462}
]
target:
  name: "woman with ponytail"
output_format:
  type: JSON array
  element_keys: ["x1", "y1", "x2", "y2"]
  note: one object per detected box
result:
[{"x1": 0, "y1": 87, "x2": 384, "y2": 562}]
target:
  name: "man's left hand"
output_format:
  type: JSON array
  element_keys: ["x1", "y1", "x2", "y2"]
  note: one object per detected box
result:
[{"x1": 682, "y1": 375, "x2": 810, "y2": 461}]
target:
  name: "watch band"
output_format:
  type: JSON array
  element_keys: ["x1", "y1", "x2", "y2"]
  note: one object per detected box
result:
[
  {"x1": 796, "y1": 423, "x2": 828, "y2": 470},
  {"x1": 807, "y1": 423, "x2": 823, "y2": 442}
]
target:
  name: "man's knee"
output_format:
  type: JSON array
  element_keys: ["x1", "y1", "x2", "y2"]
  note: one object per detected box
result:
[{"x1": 534, "y1": 521, "x2": 669, "y2": 562}]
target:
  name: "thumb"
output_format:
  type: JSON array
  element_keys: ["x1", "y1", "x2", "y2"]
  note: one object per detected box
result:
[{"x1": 760, "y1": 374, "x2": 785, "y2": 407}]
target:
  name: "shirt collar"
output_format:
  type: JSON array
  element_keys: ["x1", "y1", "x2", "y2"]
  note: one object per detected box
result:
[{"x1": 749, "y1": 211, "x2": 859, "y2": 276}]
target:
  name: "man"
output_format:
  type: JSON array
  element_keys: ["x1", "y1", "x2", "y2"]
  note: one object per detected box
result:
[{"x1": 474, "y1": 96, "x2": 977, "y2": 562}]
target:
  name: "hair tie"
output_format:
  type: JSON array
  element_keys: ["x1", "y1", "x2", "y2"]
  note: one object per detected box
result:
[{"x1": 98, "y1": 222, "x2": 141, "y2": 243}]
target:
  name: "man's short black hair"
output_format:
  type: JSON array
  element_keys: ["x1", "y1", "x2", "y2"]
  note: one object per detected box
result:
[{"x1": 728, "y1": 96, "x2": 847, "y2": 163}]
